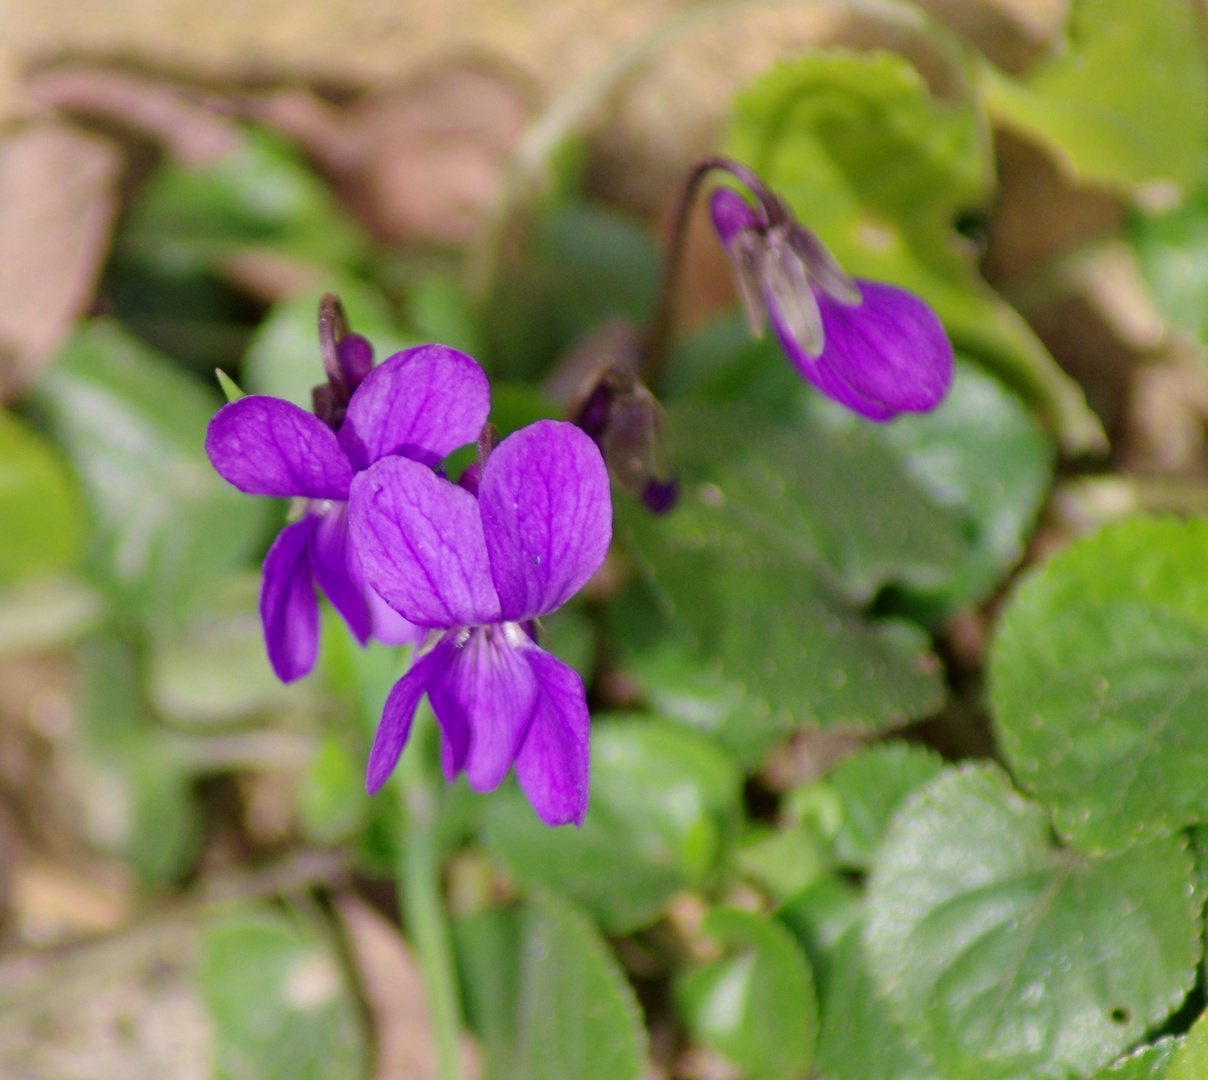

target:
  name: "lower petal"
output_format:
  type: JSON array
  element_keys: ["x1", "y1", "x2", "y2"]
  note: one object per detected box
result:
[
  {"x1": 514, "y1": 648, "x2": 591, "y2": 827},
  {"x1": 428, "y1": 625, "x2": 539, "y2": 793},
  {"x1": 260, "y1": 517, "x2": 321, "y2": 683},
  {"x1": 310, "y1": 502, "x2": 373, "y2": 646},
  {"x1": 365, "y1": 637, "x2": 455, "y2": 795},
  {"x1": 811, "y1": 281, "x2": 953, "y2": 420}
]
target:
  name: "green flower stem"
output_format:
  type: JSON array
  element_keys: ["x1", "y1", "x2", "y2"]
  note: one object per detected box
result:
[{"x1": 394, "y1": 708, "x2": 464, "y2": 1080}]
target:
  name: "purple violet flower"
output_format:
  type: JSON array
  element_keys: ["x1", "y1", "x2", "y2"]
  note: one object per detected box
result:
[
  {"x1": 348, "y1": 419, "x2": 612, "y2": 826},
  {"x1": 205, "y1": 338, "x2": 491, "y2": 682},
  {"x1": 709, "y1": 186, "x2": 953, "y2": 421}
]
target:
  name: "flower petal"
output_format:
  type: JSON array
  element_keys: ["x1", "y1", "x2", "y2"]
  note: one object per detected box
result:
[
  {"x1": 338, "y1": 344, "x2": 491, "y2": 471},
  {"x1": 259, "y1": 516, "x2": 321, "y2": 682},
  {"x1": 514, "y1": 648, "x2": 590, "y2": 827},
  {"x1": 349, "y1": 456, "x2": 501, "y2": 628},
  {"x1": 368, "y1": 588, "x2": 425, "y2": 647},
  {"x1": 206, "y1": 396, "x2": 353, "y2": 499},
  {"x1": 365, "y1": 637, "x2": 456, "y2": 795},
  {"x1": 772, "y1": 280, "x2": 953, "y2": 420},
  {"x1": 428, "y1": 625, "x2": 539, "y2": 793},
  {"x1": 309, "y1": 502, "x2": 373, "y2": 646},
  {"x1": 478, "y1": 420, "x2": 612, "y2": 622},
  {"x1": 710, "y1": 187, "x2": 763, "y2": 244}
]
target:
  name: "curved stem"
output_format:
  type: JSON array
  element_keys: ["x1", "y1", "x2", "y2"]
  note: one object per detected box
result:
[
  {"x1": 395, "y1": 708, "x2": 463, "y2": 1080},
  {"x1": 640, "y1": 155, "x2": 781, "y2": 390},
  {"x1": 463, "y1": 0, "x2": 975, "y2": 307}
]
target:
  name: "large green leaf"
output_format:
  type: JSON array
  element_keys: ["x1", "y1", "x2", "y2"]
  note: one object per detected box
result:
[
  {"x1": 727, "y1": 50, "x2": 1102, "y2": 452},
  {"x1": 981, "y1": 0, "x2": 1208, "y2": 192},
  {"x1": 1098, "y1": 1039, "x2": 1182, "y2": 1080},
  {"x1": 676, "y1": 907, "x2": 818, "y2": 1080},
  {"x1": 121, "y1": 128, "x2": 368, "y2": 273},
  {"x1": 484, "y1": 717, "x2": 741, "y2": 934},
  {"x1": 620, "y1": 402, "x2": 947, "y2": 736},
  {"x1": 1131, "y1": 173, "x2": 1208, "y2": 348},
  {"x1": 865, "y1": 764, "x2": 1200, "y2": 1080},
  {"x1": 35, "y1": 321, "x2": 270, "y2": 627},
  {"x1": 818, "y1": 740, "x2": 945, "y2": 870},
  {"x1": 0, "y1": 409, "x2": 83, "y2": 583},
  {"x1": 198, "y1": 909, "x2": 365, "y2": 1080},
  {"x1": 814, "y1": 923, "x2": 938, "y2": 1080},
  {"x1": 991, "y1": 517, "x2": 1208, "y2": 852},
  {"x1": 852, "y1": 358, "x2": 1054, "y2": 613},
  {"x1": 456, "y1": 895, "x2": 647, "y2": 1080},
  {"x1": 1168, "y1": 1009, "x2": 1208, "y2": 1080}
]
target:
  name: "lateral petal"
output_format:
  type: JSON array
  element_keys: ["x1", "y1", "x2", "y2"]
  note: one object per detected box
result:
[
  {"x1": 206, "y1": 396, "x2": 353, "y2": 499},
  {"x1": 259, "y1": 516, "x2": 321, "y2": 683},
  {"x1": 780, "y1": 280, "x2": 953, "y2": 421},
  {"x1": 349, "y1": 456, "x2": 501, "y2": 629},
  {"x1": 365, "y1": 637, "x2": 455, "y2": 795},
  {"x1": 338, "y1": 344, "x2": 491, "y2": 471},
  {"x1": 428, "y1": 626, "x2": 539, "y2": 793},
  {"x1": 478, "y1": 420, "x2": 612, "y2": 622},
  {"x1": 310, "y1": 502, "x2": 373, "y2": 646},
  {"x1": 514, "y1": 648, "x2": 591, "y2": 827}
]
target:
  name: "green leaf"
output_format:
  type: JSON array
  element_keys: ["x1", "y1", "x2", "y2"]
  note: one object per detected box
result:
[
  {"x1": 991, "y1": 517, "x2": 1208, "y2": 852},
  {"x1": 818, "y1": 740, "x2": 945, "y2": 870},
  {"x1": 865, "y1": 764, "x2": 1200, "y2": 1080},
  {"x1": 777, "y1": 877, "x2": 863, "y2": 991},
  {"x1": 0, "y1": 574, "x2": 103, "y2": 655},
  {"x1": 1169, "y1": 1008, "x2": 1208, "y2": 1080},
  {"x1": 980, "y1": 0, "x2": 1208, "y2": 192},
  {"x1": 0, "y1": 409, "x2": 83, "y2": 582},
  {"x1": 485, "y1": 717, "x2": 742, "y2": 934},
  {"x1": 511, "y1": 893, "x2": 647, "y2": 1080},
  {"x1": 734, "y1": 825, "x2": 830, "y2": 903},
  {"x1": 244, "y1": 277, "x2": 416, "y2": 408},
  {"x1": 727, "y1": 50, "x2": 1102, "y2": 452},
  {"x1": 122, "y1": 128, "x2": 368, "y2": 272},
  {"x1": 35, "y1": 321, "x2": 270, "y2": 628},
  {"x1": 199, "y1": 909, "x2": 365, "y2": 1080},
  {"x1": 298, "y1": 734, "x2": 368, "y2": 846},
  {"x1": 76, "y1": 633, "x2": 201, "y2": 885},
  {"x1": 147, "y1": 572, "x2": 310, "y2": 725},
  {"x1": 452, "y1": 906, "x2": 524, "y2": 1080},
  {"x1": 1098, "y1": 1038, "x2": 1182, "y2": 1080},
  {"x1": 676, "y1": 907, "x2": 818, "y2": 1080},
  {"x1": 814, "y1": 923, "x2": 939, "y2": 1080},
  {"x1": 1131, "y1": 174, "x2": 1208, "y2": 348},
  {"x1": 851, "y1": 358, "x2": 1055, "y2": 613},
  {"x1": 405, "y1": 273, "x2": 484, "y2": 357},
  {"x1": 488, "y1": 204, "x2": 661, "y2": 381},
  {"x1": 620, "y1": 402, "x2": 947, "y2": 736}
]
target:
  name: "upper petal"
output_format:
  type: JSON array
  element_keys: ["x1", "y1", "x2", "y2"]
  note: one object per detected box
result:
[
  {"x1": 348, "y1": 455, "x2": 501, "y2": 629},
  {"x1": 338, "y1": 344, "x2": 491, "y2": 471},
  {"x1": 365, "y1": 637, "x2": 456, "y2": 794},
  {"x1": 710, "y1": 187, "x2": 763, "y2": 245},
  {"x1": 428, "y1": 624, "x2": 539, "y2": 793},
  {"x1": 206, "y1": 396, "x2": 353, "y2": 500},
  {"x1": 773, "y1": 280, "x2": 954, "y2": 421},
  {"x1": 514, "y1": 648, "x2": 591, "y2": 827},
  {"x1": 478, "y1": 420, "x2": 612, "y2": 622},
  {"x1": 309, "y1": 502, "x2": 373, "y2": 646},
  {"x1": 259, "y1": 516, "x2": 321, "y2": 683}
]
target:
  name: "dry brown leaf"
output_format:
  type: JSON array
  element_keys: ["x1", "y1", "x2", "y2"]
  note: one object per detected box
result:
[
  {"x1": 336, "y1": 891, "x2": 480, "y2": 1080},
  {"x1": 0, "y1": 123, "x2": 121, "y2": 399},
  {"x1": 11, "y1": 857, "x2": 131, "y2": 944},
  {"x1": 28, "y1": 66, "x2": 242, "y2": 165}
]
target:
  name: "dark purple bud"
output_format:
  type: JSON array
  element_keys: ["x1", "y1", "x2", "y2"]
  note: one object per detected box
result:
[
  {"x1": 337, "y1": 332, "x2": 374, "y2": 393},
  {"x1": 641, "y1": 477, "x2": 679, "y2": 514},
  {"x1": 317, "y1": 292, "x2": 350, "y2": 399},
  {"x1": 457, "y1": 461, "x2": 481, "y2": 496}
]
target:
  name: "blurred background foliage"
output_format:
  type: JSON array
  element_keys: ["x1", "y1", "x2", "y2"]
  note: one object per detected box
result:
[{"x1": 4, "y1": 1, "x2": 1208, "y2": 1078}]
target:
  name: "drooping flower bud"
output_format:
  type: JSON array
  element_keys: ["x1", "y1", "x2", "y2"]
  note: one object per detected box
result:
[
  {"x1": 702, "y1": 161, "x2": 953, "y2": 422},
  {"x1": 560, "y1": 322, "x2": 678, "y2": 513}
]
